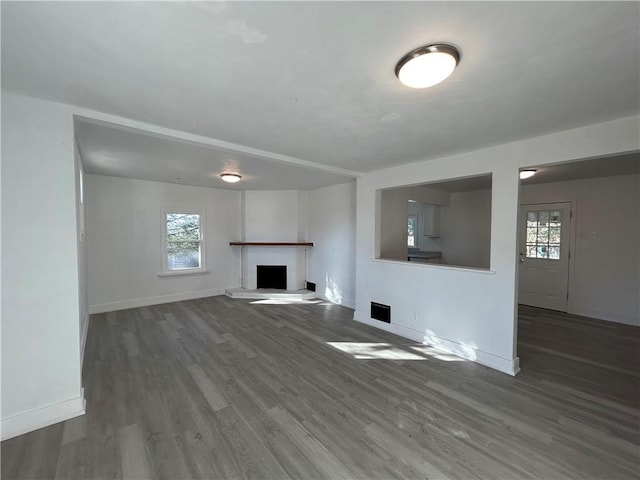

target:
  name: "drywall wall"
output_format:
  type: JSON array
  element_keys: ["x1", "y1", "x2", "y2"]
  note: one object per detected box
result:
[
  {"x1": 86, "y1": 175, "x2": 242, "y2": 312},
  {"x1": 521, "y1": 174, "x2": 639, "y2": 326},
  {"x1": 243, "y1": 190, "x2": 299, "y2": 241},
  {"x1": 1, "y1": 91, "x2": 84, "y2": 439},
  {"x1": 241, "y1": 190, "x2": 307, "y2": 290},
  {"x1": 355, "y1": 115, "x2": 639, "y2": 375},
  {"x1": 307, "y1": 182, "x2": 357, "y2": 308},
  {"x1": 440, "y1": 189, "x2": 492, "y2": 269},
  {"x1": 379, "y1": 188, "x2": 410, "y2": 260}
]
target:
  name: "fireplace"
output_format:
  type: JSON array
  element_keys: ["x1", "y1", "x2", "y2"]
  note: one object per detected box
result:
[{"x1": 256, "y1": 265, "x2": 287, "y2": 289}]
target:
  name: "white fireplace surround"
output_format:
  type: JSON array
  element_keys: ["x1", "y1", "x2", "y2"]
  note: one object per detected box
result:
[{"x1": 235, "y1": 244, "x2": 309, "y2": 291}]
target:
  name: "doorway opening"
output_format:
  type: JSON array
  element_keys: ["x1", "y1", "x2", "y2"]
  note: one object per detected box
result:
[{"x1": 515, "y1": 152, "x2": 639, "y2": 373}]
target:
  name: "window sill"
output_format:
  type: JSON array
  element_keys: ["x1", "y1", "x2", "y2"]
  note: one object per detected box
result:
[{"x1": 158, "y1": 269, "x2": 210, "y2": 277}]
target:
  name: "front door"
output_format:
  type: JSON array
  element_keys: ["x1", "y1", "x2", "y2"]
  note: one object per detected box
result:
[{"x1": 518, "y1": 202, "x2": 572, "y2": 311}]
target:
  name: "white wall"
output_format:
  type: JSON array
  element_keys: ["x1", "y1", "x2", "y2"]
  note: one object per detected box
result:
[
  {"x1": 379, "y1": 188, "x2": 410, "y2": 260},
  {"x1": 521, "y1": 174, "x2": 639, "y2": 326},
  {"x1": 241, "y1": 190, "x2": 307, "y2": 290},
  {"x1": 307, "y1": 182, "x2": 357, "y2": 308},
  {"x1": 355, "y1": 115, "x2": 639, "y2": 375},
  {"x1": 1, "y1": 91, "x2": 85, "y2": 439},
  {"x1": 86, "y1": 175, "x2": 241, "y2": 312},
  {"x1": 440, "y1": 189, "x2": 492, "y2": 269},
  {"x1": 243, "y1": 190, "x2": 299, "y2": 241}
]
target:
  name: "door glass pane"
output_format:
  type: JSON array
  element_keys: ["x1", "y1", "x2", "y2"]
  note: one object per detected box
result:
[
  {"x1": 538, "y1": 211, "x2": 549, "y2": 226},
  {"x1": 525, "y1": 208, "x2": 563, "y2": 260},
  {"x1": 536, "y1": 227, "x2": 549, "y2": 242},
  {"x1": 549, "y1": 227, "x2": 561, "y2": 243}
]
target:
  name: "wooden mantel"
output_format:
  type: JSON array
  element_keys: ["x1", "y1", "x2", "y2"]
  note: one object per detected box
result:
[{"x1": 230, "y1": 242, "x2": 314, "y2": 247}]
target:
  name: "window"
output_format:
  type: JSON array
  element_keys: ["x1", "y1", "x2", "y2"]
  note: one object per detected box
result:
[
  {"x1": 162, "y1": 209, "x2": 205, "y2": 274},
  {"x1": 407, "y1": 215, "x2": 417, "y2": 247},
  {"x1": 525, "y1": 210, "x2": 561, "y2": 259}
]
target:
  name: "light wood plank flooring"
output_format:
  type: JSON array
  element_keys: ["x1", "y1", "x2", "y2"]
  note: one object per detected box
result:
[{"x1": 2, "y1": 297, "x2": 639, "y2": 479}]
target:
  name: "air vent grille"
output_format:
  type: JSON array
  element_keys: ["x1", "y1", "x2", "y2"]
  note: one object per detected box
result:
[{"x1": 371, "y1": 302, "x2": 391, "y2": 323}]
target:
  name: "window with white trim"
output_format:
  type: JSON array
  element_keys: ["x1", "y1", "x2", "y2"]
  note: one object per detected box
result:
[
  {"x1": 407, "y1": 214, "x2": 417, "y2": 247},
  {"x1": 162, "y1": 209, "x2": 205, "y2": 274}
]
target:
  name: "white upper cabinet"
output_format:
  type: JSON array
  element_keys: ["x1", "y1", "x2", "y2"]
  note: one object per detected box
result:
[{"x1": 422, "y1": 204, "x2": 441, "y2": 237}]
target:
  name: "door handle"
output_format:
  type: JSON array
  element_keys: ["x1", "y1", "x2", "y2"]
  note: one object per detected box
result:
[{"x1": 519, "y1": 252, "x2": 525, "y2": 263}]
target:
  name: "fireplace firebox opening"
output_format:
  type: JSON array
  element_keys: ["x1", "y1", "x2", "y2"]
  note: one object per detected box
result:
[{"x1": 256, "y1": 265, "x2": 287, "y2": 289}]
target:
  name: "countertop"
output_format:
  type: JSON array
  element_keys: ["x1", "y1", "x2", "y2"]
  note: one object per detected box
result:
[{"x1": 407, "y1": 250, "x2": 442, "y2": 259}]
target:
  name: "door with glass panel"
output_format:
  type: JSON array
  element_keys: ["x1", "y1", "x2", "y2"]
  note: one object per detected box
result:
[{"x1": 518, "y1": 202, "x2": 571, "y2": 311}]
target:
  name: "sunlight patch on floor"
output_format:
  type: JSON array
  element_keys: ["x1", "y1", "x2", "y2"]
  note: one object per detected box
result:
[
  {"x1": 327, "y1": 342, "x2": 428, "y2": 360},
  {"x1": 327, "y1": 342, "x2": 469, "y2": 362}
]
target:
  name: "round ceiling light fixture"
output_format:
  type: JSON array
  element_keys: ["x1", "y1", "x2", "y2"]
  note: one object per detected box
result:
[
  {"x1": 519, "y1": 169, "x2": 537, "y2": 180},
  {"x1": 220, "y1": 173, "x2": 242, "y2": 183},
  {"x1": 395, "y1": 44, "x2": 460, "y2": 89}
]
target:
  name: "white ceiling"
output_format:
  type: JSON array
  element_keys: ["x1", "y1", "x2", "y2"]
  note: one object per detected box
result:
[
  {"x1": 2, "y1": 2, "x2": 639, "y2": 188},
  {"x1": 413, "y1": 152, "x2": 640, "y2": 194},
  {"x1": 522, "y1": 152, "x2": 640, "y2": 186},
  {"x1": 74, "y1": 117, "x2": 356, "y2": 190}
]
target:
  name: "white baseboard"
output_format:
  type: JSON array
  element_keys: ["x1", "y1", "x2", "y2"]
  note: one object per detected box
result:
[
  {"x1": 89, "y1": 288, "x2": 225, "y2": 314},
  {"x1": 353, "y1": 310, "x2": 520, "y2": 376},
  {"x1": 315, "y1": 293, "x2": 355, "y2": 310},
  {"x1": 1, "y1": 389, "x2": 85, "y2": 441},
  {"x1": 341, "y1": 298, "x2": 356, "y2": 309},
  {"x1": 80, "y1": 312, "x2": 90, "y2": 369},
  {"x1": 569, "y1": 307, "x2": 639, "y2": 327}
]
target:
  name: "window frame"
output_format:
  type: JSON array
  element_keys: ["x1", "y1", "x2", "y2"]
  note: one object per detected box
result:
[{"x1": 161, "y1": 208, "x2": 206, "y2": 275}]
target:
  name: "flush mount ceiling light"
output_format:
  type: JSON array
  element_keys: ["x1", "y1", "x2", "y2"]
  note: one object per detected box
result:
[
  {"x1": 220, "y1": 173, "x2": 242, "y2": 183},
  {"x1": 519, "y1": 169, "x2": 537, "y2": 180},
  {"x1": 395, "y1": 44, "x2": 460, "y2": 89}
]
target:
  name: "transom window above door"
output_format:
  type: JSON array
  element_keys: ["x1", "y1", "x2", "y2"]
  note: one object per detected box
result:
[{"x1": 525, "y1": 210, "x2": 562, "y2": 259}]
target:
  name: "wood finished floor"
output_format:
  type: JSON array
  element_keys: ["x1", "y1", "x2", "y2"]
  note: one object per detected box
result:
[{"x1": 2, "y1": 297, "x2": 639, "y2": 479}]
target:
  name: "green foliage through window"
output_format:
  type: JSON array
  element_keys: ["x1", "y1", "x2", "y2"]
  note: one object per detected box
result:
[
  {"x1": 525, "y1": 210, "x2": 561, "y2": 259},
  {"x1": 407, "y1": 215, "x2": 416, "y2": 247},
  {"x1": 166, "y1": 213, "x2": 201, "y2": 270}
]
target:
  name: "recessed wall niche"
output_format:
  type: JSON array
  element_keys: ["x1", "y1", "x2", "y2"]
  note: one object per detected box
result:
[{"x1": 376, "y1": 174, "x2": 492, "y2": 270}]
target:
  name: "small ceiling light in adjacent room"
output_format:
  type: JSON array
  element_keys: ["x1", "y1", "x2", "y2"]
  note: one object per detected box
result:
[
  {"x1": 519, "y1": 169, "x2": 537, "y2": 180},
  {"x1": 395, "y1": 44, "x2": 460, "y2": 89},
  {"x1": 221, "y1": 173, "x2": 242, "y2": 183}
]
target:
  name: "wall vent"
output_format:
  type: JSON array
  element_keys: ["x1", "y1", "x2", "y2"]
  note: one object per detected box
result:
[
  {"x1": 371, "y1": 302, "x2": 391, "y2": 323},
  {"x1": 306, "y1": 281, "x2": 316, "y2": 292}
]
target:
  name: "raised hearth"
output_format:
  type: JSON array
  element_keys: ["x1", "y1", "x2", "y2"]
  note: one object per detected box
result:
[{"x1": 225, "y1": 287, "x2": 316, "y2": 301}]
